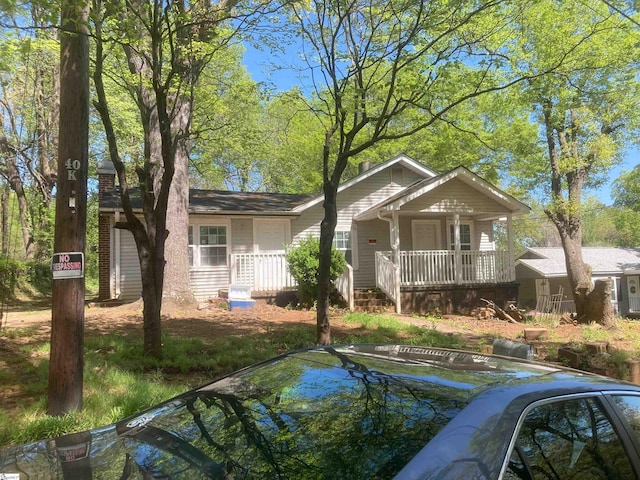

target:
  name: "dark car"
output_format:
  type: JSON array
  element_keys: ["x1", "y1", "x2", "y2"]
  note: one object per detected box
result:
[{"x1": 3, "y1": 344, "x2": 640, "y2": 479}]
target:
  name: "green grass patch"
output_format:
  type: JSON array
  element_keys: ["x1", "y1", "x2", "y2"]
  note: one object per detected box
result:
[{"x1": 0, "y1": 311, "x2": 465, "y2": 448}]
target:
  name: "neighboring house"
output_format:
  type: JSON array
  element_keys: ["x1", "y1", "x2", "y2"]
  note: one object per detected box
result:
[
  {"x1": 515, "y1": 247, "x2": 640, "y2": 316},
  {"x1": 98, "y1": 154, "x2": 530, "y2": 314}
]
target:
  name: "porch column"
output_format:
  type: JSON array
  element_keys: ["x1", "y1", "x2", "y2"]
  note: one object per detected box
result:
[
  {"x1": 391, "y1": 210, "x2": 402, "y2": 314},
  {"x1": 454, "y1": 213, "x2": 461, "y2": 284},
  {"x1": 507, "y1": 213, "x2": 515, "y2": 281}
]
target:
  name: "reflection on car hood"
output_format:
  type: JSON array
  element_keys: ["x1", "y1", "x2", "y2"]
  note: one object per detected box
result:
[{"x1": 0, "y1": 344, "x2": 618, "y2": 479}]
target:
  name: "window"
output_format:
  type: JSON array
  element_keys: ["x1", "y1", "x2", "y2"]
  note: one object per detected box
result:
[
  {"x1": 448, "y1": 223, "x2": 472, "y2": 250},
  {"x1": 505, "y1": 397, "x2": 634, "y2": 479},
  {"x1": 188, "y1": 225, "x2": 228, "y2": 267},
  {"x1": 334, "y1": 231, "x2": 352, "y2": 265}
]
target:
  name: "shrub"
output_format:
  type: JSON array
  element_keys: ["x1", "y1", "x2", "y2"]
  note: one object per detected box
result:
[
  {"x1": 0, "y1": 256, "x2": 22, "y2": 300},
  {"x1": 285, "y1": 236, "x2": 346, "y2": 307}
]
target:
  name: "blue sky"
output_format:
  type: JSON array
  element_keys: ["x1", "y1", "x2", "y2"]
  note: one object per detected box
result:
[{"x1": 242, "y1": 46, "x2": 639, "y2": 206}]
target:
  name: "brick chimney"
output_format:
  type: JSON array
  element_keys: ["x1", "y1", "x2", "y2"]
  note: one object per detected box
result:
[{"x1": 97, "y1": 161, "x2": 116, "y2": 300}]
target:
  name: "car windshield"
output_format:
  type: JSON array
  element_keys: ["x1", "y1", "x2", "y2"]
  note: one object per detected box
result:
[{"x1": 116, "y1": 347, "x2": 479, "y2": 478}]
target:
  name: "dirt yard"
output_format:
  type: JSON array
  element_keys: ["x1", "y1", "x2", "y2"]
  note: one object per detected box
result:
[{"x1": 1, "y1": 299, "x2": 632, "y2": 355}]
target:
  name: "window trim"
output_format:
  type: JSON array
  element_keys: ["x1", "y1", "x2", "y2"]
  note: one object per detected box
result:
[
  {"x1": 188, "y1": 220, "x2": 230, "y2": 269},
  {"x1": 446, "y1": 221, "x2": 474, "y2": 251},
  {"x1": 499, "y1": 392, "x2": 632, "y2": 479}
]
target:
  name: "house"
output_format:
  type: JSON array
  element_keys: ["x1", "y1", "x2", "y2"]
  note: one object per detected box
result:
[
  {"x1": 97, "y1": 154, "x2": 530, "y2": 314},
  {"x1": 515, "y1": 247, "x2": 640, "y2": 316}
]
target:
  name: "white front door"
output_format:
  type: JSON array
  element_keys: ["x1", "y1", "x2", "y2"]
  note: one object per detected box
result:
[
  {"x1": 628, "y1": 276, "x2": 640, "y2": 312},
  {"x1": 412, "y1": 220, "x2": 441, "y2": 250},
  {"x1": 254, "y1": 220, "x2": 289, "y2": 290}
]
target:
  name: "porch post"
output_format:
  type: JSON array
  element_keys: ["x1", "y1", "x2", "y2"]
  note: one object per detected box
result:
[
  {"x1": 454, "y1": 213, "x2": 461, "y2": 284},
  {"x1": 507, "y1": 213, "x2": 515, "y2": 281},
  {"x1": 391, "y1": 210, "x2": 402, "y2": 314}
]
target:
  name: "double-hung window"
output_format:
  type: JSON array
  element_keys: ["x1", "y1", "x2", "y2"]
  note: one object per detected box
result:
[
  {"x1": 448, "y1": 223, "x2": 472, "y2": 251},
  {"x1": 334, "y1": 231, "x2": 352, "y2": 265},
  {"x1": 188, "y1": 225, "x2": 228, "y2": 267}
]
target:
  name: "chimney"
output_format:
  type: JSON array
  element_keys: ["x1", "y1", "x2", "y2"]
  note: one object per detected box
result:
[
  {"x1": 97, "y1": 160, "x2": 116, "y2": 301},
  {"x1": 97, "y1": 160, "x2": 116, "y2": 200},
  {"x1": 358, "y1": 161, "x2": 372, "y2": 174}
]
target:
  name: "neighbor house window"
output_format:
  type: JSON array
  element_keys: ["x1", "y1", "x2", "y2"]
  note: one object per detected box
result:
[
  {"x1": 334, "y1": 231, "x2": 352, "y2": 265},
  {"x1": 189, "y1": 225, "x2": 228, "y2": 267}
]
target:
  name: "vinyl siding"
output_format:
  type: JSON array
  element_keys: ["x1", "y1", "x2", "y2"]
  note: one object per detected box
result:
[
  {"x1": 231, "y1": 218, "x2": 253, "y2": 253},
  {"x1": 116, "y1": 229, "x2": 142, "y2": 301},
  {"x1": 292, "y1": 166, "x2": 418, "y2": 241},
  {"x1": 354, "y1": 219, "x2": 391, "y2": 287},
  {"x1": 401, "y1": 179, "x2": 509, "y2": 214}
]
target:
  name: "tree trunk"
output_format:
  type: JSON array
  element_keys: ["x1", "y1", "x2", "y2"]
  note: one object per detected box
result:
[
  {"x1": 159, "y1": 102, "x2": 194, "y2": 305},
  {"x1": 4, "y1": 155, "x2": 35, "y2": 259},
  {"x1": 583, "y1": 279, "x2": 616, "y2": 328},
  {"x1": 317, "y1": 182, "x2": 338, "y2": 345},
  {"x1": 1, "y1": 184, "x2": 8, "y2": 255},
  {"x1": 559, "y1": 232, "x2": 592, "y2": 320}
]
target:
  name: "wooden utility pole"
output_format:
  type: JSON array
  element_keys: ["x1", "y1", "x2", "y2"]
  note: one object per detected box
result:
[{"x1": 48, "y1": 0, "x2": 90, "y2": 415}]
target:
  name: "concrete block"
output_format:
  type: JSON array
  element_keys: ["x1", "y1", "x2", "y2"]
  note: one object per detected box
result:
[
  {"x1": 557, "y1": 347, "x2": 581, "y2": 368},
  {"x1": 523, "y1": 328, "x2": 548, "y2": 342}
]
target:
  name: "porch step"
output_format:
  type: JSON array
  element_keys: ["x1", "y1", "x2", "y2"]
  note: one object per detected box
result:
[{"x1": 353, "y1": 289, "x2": 394, "y2": 312}]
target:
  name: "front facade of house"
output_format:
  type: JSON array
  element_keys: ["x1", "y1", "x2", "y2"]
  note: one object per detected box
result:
[
  {"x1": 516, "y1": 247, "x2": 640, "y2": 317},
  {"x1": 98, "y1": 155, "x2": 530, "y2": 314}
]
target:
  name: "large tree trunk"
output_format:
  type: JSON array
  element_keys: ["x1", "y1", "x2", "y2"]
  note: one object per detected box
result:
[
  {"x1": 159, "y1": 101, "x2": 193, "y2": 305},
  {"x1": 317, "y1": 182, "x2": 338, "y2": 345}
]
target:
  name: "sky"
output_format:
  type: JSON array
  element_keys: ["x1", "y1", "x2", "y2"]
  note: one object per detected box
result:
[{"x1": 242, "y1": 46, "x2": 639, "y2": 207}]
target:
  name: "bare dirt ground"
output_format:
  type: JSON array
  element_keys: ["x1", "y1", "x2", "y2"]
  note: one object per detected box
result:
[{"x1": 0, "y1": 299, "x2": 618, "y2": 354}]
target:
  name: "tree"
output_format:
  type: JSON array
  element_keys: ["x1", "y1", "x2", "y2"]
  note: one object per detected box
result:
[
  {"x1": 91, "y1": 0, "x2": 247, "y2": 357},
  {"x1": 0, "y1": 4, "x2": 60, "y2": 261},
  {"x1": 505, "y1": 0, "x2": 640, "y2": 325},
  {"x1": 288, "y1": 0, "x2": 555, "y2": 344}
]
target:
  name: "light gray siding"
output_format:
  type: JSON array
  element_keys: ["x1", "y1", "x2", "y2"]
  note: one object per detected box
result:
[
  {"x1": 401, "y1": 179, "x2": 508, "y2": 214},
  {"x1": 292, "y1": 166, "x2": 416, "y2": 241},
  {"x1": 353, "y1": 219, "x2": 391, "y2": 287},
  {"x1": 115, "y1": 229, "x2": 142, "y2": 301},
  {"x1": 231, "y1": 218, "x2": 253, "y2": 253}
]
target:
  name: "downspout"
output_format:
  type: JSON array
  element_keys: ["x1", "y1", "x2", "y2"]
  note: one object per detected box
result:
[
  {"x1": 114, "y1": 211, "x2": 121, "y2": 299},
  {"x1": 378, "y1": 211, "x2": 402, "y2": 314}
]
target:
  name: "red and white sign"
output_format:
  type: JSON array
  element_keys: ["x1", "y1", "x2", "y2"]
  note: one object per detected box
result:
[{"x1": 51, "y1": 252, "x2": 84, "y2": 279}]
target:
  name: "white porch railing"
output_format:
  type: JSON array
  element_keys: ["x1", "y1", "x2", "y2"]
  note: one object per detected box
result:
[
  {"x1": 335, "y1": 263, "x2": 354, "y2": 311},
  {"x1": 229, "y1": 253, "x2": 297, "y2": 291},
  {"x1": 229, "y1": 253, "x2": 354, "y2": 309},
  {"x1": 382, "y1": 250, "x2": 514, "y2": 286},
  {"x1": 375, "y1": 251, "x2": 399, "y2": 304}
]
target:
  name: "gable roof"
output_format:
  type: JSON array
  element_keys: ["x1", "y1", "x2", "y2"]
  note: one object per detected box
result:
[
  {"x1": 291, "y1": 154, "x2": 438, "y2": 212},
  {"x1": 100, "y1": 188, "x2": 313, "y2": 215},
  {"x1": 354, "y1": 165, "x2": 530, "y2": 221},
  {"x1": 516, "y1": 247, "x2": 640, "y2": 277}
]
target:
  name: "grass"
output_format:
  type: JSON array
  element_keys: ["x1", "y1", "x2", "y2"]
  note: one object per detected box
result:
[{"x1": 0, "y1": 311, "x2": 460, "y2": 448}]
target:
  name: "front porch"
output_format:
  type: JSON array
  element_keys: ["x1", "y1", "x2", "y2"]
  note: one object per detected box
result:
[{"x1": 230, "y1": 249, "x2": 516, "y2": 314}]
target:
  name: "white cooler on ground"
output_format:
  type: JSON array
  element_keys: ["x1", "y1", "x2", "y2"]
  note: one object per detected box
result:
[{"x1": 228, "y1": 284, "x2": 256, "y2": 311}]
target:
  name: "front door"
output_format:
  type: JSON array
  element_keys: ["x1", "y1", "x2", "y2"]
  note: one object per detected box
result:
[
  {"x1": 254, "y1": 220, "x2": 289, "y2": 290},
  {"x1": 412, "y1": 220, "x2": 441, "y2": 250},
  {"x1": 628, "y1": 275, "x2": 640, "y2": 312}
]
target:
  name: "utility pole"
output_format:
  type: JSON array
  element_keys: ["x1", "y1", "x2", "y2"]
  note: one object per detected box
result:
[{"x1": 48, "y1": 0, "x2": 90, "y2": 415}]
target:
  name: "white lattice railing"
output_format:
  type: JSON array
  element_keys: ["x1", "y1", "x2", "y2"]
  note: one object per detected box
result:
[{"x1": 335, "y1": 264, "x2": 354, "y2": 311}]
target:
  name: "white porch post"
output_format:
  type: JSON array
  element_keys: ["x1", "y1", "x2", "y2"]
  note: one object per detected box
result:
[
  {"x1": 454, "y1": 213, "x2": 461, "y2": 284},
  {"x1": 391, "y1": 210, "x2": 402, "y2": 314},
  {"x1": 507, "y1": 213, "x2": 515, "y2": 281}
]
